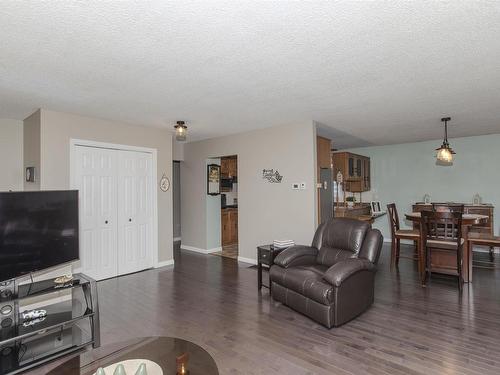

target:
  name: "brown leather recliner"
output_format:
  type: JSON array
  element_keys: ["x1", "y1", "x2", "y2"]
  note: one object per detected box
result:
[{"x1": 270, "y1": 218, "x2": 383, "y2": 328}]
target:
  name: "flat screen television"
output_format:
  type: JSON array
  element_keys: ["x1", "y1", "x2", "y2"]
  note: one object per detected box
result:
[{"x1": 0, "y1": 190, "x2": 79, "y2": 282}]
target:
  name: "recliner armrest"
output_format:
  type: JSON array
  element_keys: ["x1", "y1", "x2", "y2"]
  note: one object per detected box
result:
[
  {"x1": 273, "y1": 245, "x2": 318, "y2": 268},
  {"x1": 323, "y1": 258, "x2": 375, "y2": 287}
]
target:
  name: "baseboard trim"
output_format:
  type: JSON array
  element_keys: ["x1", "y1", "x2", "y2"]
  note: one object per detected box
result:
[
  {"x1": 155, "y1": 259, "x2": 175, "y2": 268},
  {"x1": 173, "y1": 237, "x2": 181, "y2": 242},
  {"x1": 180, "y1": 245, "x2": 206, "y2": 254},
  {"x1": 207, "y1": 247, "x2": 222, "y2": 253},
  {"x1": 181, "y1": 245, "x2": 221, "y2": 255},
  {"x1": 237, "y1": 256, "x2": 257, "y2": 265}
]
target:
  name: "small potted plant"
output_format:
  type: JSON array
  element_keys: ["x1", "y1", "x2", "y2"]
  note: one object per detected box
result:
[{"x1": 346, "y1": 196, "x2": 356, "y2": 208}]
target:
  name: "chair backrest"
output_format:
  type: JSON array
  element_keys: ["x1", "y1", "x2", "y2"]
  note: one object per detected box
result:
[
  {"x1": 432, "y1": 203, "x2": 465, "y2": 213},
  {"x1": 421, "y1": 210, "x2": 463, "y2": 245},
  {"x1": 315, "y1": 218, "x2": 370, "y2": 266},
  {"x1": 386, "y1": 203, "x2": 400, "y2": 236}
]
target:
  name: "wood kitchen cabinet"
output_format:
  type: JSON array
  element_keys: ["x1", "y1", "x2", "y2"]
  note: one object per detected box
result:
[
  {"x1": 317, "y1": 136, "x2": 332, "y2": 181},
  {"x1": 221, "y1": 157, "x2": 237, "y2": 178},
  {"x1": 332, "y1": 152, "x2": 371, "y2": 192},
  {"x1": 222, "y1": 208, "x2": 238, "y2": 246}
]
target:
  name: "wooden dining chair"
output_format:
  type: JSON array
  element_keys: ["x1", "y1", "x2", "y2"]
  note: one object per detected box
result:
[
  {"x1": 420, "y1": 210, "x2": 464, "y2": 291},
  {"x1": 469, "y1": 232, "x2": 500, "y2": 269},
  {"x1": 387, "y1": 203, "x2": 420, "y2": 269}
]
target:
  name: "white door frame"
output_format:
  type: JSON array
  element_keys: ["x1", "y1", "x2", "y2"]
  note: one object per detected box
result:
[{"x1": 69, "y1": 138, "x2": 159, "y2": 271}]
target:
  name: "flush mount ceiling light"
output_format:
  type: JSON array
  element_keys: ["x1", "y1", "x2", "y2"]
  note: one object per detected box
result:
[
  {"x1": 436, "y1": 117, "x2": 455, "y2": 163},
  {"x1": 174, "y1": 121, "x2": 187, "y2": 142}
]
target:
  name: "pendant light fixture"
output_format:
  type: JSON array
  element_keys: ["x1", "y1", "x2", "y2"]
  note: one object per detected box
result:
[
  {"x1": 174, "y1": 121, "x2": 187, "y2": 141},
  {"x1": 436, "y1": 117, "x2": 455, "y2": 163}
]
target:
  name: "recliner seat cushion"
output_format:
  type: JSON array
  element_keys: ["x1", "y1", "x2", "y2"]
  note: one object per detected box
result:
[{"x1": 270, "y1": 264, "x2": 333, "y2": 305}]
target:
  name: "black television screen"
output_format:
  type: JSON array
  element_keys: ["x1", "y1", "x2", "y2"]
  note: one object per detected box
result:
[{"x1": 0, "y1": 190, "x2": 79, "y2": 282}]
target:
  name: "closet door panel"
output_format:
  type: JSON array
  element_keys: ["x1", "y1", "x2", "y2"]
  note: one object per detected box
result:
[
  {"x1": 117, "y1": 150, "x2": 153, "y2": 275},
  {"x1": 75, "y1": 146, "x2": 118, "y2": 280}
]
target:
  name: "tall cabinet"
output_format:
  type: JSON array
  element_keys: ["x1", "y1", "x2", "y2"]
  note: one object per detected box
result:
[{"x1": 73, "y1": 144, "x2": 155, "y2": 281}]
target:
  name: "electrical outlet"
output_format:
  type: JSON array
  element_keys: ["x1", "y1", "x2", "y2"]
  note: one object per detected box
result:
[
  {"x1": 300, "y1": 182, "x2": 306, "y2": 190},
  {"x1": 292, "y1": 183, "x2": 300, "y2": 190}
]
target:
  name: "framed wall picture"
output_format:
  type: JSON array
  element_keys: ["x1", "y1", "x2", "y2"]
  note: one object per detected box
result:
[{"x1": 207, "y1": 164, "x2": 221, "y2": 195}]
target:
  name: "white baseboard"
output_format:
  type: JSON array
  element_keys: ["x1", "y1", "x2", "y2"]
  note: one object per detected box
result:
[
  {"x1": 155, "y1": 259, "x2": 175, "y2": 268},
  {"x1": 180, "y1": 245, "x2": 221, "y2": 255},
  {"x1": 237, "y1": 256, "x2": 257, "y2": 265},
  {"x1": 173, "y1": 237, "x2": 181, "y2": 242},
  {"x1": 207, "y1": 247, "x2": 222, "y2": 253},
  {"x1": 180, "y1": 245, "x2": 206, "y2": 254}
]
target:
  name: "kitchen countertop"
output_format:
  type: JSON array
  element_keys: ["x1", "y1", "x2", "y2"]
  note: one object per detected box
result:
[{"x1": 222, "y1": 205, "x2": 238, "y2": 209}]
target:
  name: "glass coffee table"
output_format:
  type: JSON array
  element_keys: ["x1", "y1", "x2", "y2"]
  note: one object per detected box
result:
[{"x1": 47, "y1": 336, "x2": 218, "y2": 375}]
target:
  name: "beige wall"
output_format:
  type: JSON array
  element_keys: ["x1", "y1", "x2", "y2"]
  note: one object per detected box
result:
[
  {"x1": 23, "y1": 110, "x2": 41, "y2": 191},
  {"x1": 0, "y1": 118, "x2": 23, "y2": 191},
  {"x1": 33, "y1": 109, "x2": 173, "y2": 262},
  {"x1": 181, "y1": 122, "x2": 317, "y2": 262}
]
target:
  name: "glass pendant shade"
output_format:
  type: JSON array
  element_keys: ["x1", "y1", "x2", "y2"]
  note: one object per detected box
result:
[
  {"x1": 436, "y1": 117, "x2": 455, "y2": 163},
  {"x1": 175, "y1": 121, "x2": 187, "y2": 141},
  {"x1": 436, "y1": 144, "x2": 454, "y2": 163}
]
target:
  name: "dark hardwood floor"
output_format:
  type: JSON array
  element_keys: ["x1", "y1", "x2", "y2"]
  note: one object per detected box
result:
[{"x1": 29, "y1": 242, "x2": 500, "y2": 374}]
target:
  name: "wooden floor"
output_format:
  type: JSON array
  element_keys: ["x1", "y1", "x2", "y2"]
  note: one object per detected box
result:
[
  {"x1": 212, "y1": 244, "x2": 238, "y2": 259},
  {"x1": 29, "y1": 242, "x2": 500, "y2": 375}
]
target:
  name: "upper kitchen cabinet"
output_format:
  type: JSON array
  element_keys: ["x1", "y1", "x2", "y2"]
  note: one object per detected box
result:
[
  {"x1": 332, "y1": 152, "x2": 371, "y2": 192},
  {"x1": 221, "y1": 156, "x2": 237, "y2": 178}
]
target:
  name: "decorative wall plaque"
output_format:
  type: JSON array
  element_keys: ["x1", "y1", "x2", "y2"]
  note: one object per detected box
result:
[
  {"x1": 160, "y1": 174, "x2": 170, "y2": 192},
  {"x1": 263, "y1": 169, "x2": 283, "y2": 183}
]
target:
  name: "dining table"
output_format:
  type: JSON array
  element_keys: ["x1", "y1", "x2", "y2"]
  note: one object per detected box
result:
[{"x1": 405, "y1": 212, "x2": 489, "y2": 283}]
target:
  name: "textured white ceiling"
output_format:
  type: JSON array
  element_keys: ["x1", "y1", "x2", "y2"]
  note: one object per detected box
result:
[{"x1": 1, "y1": 1, "x2": 500, "y2": 147}]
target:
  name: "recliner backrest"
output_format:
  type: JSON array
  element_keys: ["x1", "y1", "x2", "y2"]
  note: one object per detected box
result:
[{"x1": 315, "y1": 218, "x2": 370, "y2": 267}]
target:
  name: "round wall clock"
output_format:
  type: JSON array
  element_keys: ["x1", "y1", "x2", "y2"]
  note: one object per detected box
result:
[{"x1": 160, "y1": 174, "x2": 170, "y2": 192}]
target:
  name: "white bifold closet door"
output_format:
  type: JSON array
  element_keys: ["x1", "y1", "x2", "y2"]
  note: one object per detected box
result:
[
  {"x1": 74, "y1": 145, "x2": 154, "y2": 281},
  {"x1": 117, "y1": 150, "x2": 153, "y2": 275}
]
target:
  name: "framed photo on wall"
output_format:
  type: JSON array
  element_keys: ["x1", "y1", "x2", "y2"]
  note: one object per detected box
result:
[{"x1": 207, "y1": 164, "x2": 221, "y2": 195}]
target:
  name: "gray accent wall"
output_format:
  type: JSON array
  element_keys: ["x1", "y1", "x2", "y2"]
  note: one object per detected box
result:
[{"x1": 181, "y1": 122, "x2": 317, "y2": 262}]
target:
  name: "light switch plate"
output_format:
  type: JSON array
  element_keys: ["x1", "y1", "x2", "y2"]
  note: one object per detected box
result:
[{"x1": 292, "y1": 183, "x2": 300, "y2": 190}]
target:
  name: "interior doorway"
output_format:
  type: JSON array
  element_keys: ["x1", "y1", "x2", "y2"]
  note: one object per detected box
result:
[
  {"x1": 219, "y1": 155, "x2": 238, "y2": 259},
  {"x1": 206, "y1": 155, "x2": 238, "y2": 259}
]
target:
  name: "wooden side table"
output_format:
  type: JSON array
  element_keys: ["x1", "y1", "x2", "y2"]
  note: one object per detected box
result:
[{"x1": 257, "y1": 245, "x2": 286, "y2": 292}]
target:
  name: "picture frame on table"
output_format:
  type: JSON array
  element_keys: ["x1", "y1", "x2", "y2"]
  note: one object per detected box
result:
[{"x1": 371, "y1": 201, "x2": 382, "y2": 214}]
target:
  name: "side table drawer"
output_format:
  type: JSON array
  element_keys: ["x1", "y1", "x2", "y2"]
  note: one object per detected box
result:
[{"x1": 258, "y1": 250, "x2": 271, "y2": 265}]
